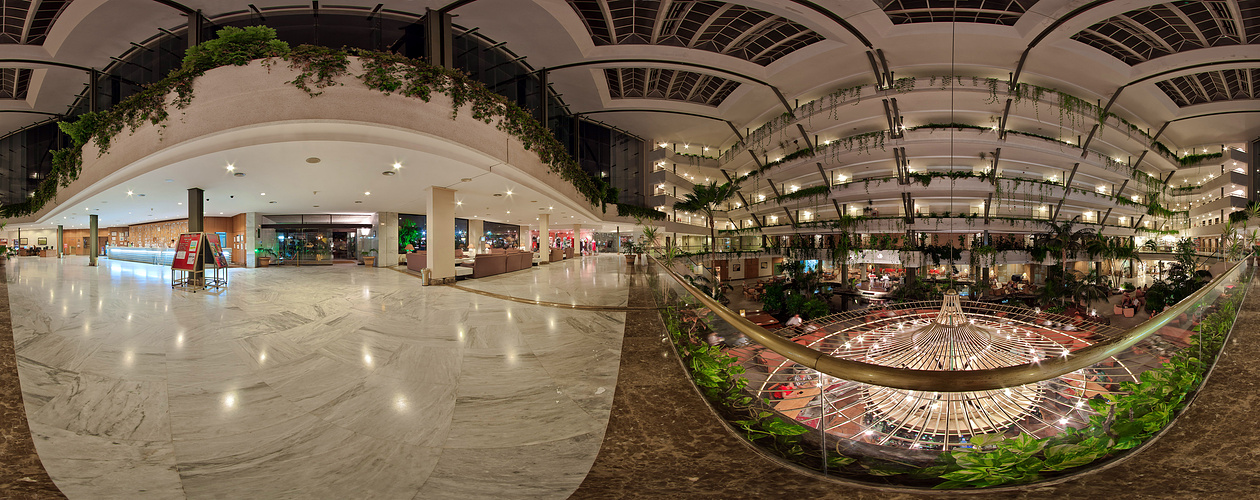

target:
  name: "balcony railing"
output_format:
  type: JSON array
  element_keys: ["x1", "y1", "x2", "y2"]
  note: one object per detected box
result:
[{"x1": 646, "y1": 252, "x2": 1253, "y2": 488}]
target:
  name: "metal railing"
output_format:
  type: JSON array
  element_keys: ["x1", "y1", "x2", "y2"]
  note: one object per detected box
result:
[
  {"x1": 655, "y1": 255, "x2": 1252, "y2": 392},
  {"x1": 648, "y1": 252, "x2": 1253, "y2": 476}
]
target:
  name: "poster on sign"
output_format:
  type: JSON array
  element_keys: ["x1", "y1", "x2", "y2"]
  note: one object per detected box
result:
[
  {"x1": 172, "y1": 233, "x2": 203, "y2": 271},
  {"x1": 205, "y1": 237, "x2": 229, "y2": 268}
]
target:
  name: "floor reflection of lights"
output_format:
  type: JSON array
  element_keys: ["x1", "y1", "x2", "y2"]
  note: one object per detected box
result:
[{"x1": 736, "y1": 294, "x2": 1141, "y2": 451}]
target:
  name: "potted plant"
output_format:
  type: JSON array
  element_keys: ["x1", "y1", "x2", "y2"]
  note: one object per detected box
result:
[
  {"x1": 622, "y1": 241, "x2": 638, "y2": 264},
  {"x1": 255, "y1": 247, "x2": 275, "y2": 267},
  {"x1": 361, "y1": 248, "x2": 377, "y2": 267}
]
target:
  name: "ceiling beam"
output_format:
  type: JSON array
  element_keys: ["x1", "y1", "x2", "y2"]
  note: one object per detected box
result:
[
  {"x1": 1167, "y1": 80, "x2": 1195, "y2": 106},
  {"x1": 1079, "y1": 28, "x2": 1150, "y2": 62},
  {"x1": 1189, "y1": 73, "x2": 1213, "y2": 102},
  {"x1": 1227, "y1": 0, "x2": 1249, "y2": 43},
  {"x1": 650, "y1": 0, "x2": 672, "y2": 44},
  {"x1": 748, "y1": 29, "x2": 810, "y2": 64},
  {"x1": 687, "y1": 3, "x2": 731, "y2": 48},
  {"x1": 19, "y1": 0, "x2": 42, "y2": 45},
  {"x1": 1168, "y1": 5, "x2": 1210, "y2": 48},
  {"x1": 1116, "y1": 14, "x2": 1177, "y2": 53},
  {"x1": 1009, "y1": 0, "x2": 1114, "y2": 87},
  {"x1": 597, "y1": 0, "x2": 618, "y2": 43},
  {"x1": 786, "y1": 0, "x2": 873, "y2": 49},
  {"x1": 721, "y1": 17, "x2": 779, "y2": 55}
]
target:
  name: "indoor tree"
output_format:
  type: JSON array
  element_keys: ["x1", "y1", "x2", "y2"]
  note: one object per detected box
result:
[
  {"x1": 674, "y1": 181, "x2": 740, "y2": 295},
  {"x1": 1039, "y1": 216, "x2": 1095, "y2": 282}
]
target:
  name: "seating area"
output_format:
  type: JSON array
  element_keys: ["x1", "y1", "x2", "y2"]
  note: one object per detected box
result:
[{"x1": 406, "y1": 248, "x2": 539, "y2": 280}]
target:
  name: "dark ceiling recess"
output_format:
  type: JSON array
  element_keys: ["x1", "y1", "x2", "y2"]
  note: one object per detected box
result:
[
  {"x1": 1072, "y1": 1, "x2": 1258, "y2": 66},
  {"x1": 0, "y1": 68, "x2": 32, "y2": 99},
  {"x1": 0, "y1": 0, "x2": 74, "y2": 45},
  {"x1": 877, "y1": 0, "x2": 1040, "y2": 26},
  {"x1": 1155, "y1": 68, "x2": 1259, "y2": 107},
  {"x1": 603, "y1": 67, "x2": 740, "y2": 106},
  {"x1": 565, "y1": 0, "x2": 824, "y2": 66}
]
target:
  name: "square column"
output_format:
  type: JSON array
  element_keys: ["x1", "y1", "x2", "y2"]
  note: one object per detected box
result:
[
  {"x1": 244, "y1": 212, "x2": 259, "y2": 267},
  {"x1": 57, "y1": 225, "x2": 63, "y2": 258},
  {"x1": 427, "y1": 187, "x2": 456, "y2": 281},
  {"x1": 188, "y1": 187, "x2": 204, "y2": 232},
  {"x1": 375, "y1": 212, "x2": 398, "y2": 267},
  {"x1": 467, "y1": 218, "x2": 484, "y2": 253},
  {"x1": 538, "y1": 214, "x2": 549, "y2": 264},
  {"x1": 89, "y1": 214, "x2": 98, "y2": 266}
]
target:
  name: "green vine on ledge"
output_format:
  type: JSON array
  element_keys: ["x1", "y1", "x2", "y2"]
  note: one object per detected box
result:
[
  {"x1": 5, "y1": 26, "x2": 616, "y2": 220},
  {"x1": 616, "y1": 203, "x2": 666, "y2": 221}
]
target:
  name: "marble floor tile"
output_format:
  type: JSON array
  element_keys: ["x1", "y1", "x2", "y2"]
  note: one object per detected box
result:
[
  {"x1": 30, "y1": 422, "x2": 183, "y2": 500},
  {"x1": 8, "y1": 255, "x2": 629, "y2": 499}
]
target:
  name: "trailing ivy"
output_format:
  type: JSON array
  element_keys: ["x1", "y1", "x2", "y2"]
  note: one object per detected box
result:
[
  {"x1": 615, "y1": 203, "x2": 667, "y2": 221},
  {"x1": 775, "y1": 185, "x2": 830, "y2": 204},
  {"x1": 5, "y1": 26, "x2": 617, "y2": 219}
]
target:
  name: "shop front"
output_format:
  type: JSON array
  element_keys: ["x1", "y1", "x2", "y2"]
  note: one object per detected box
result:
[{"x1": 260, "y1": 214, "x2": 375, "y2": 266}]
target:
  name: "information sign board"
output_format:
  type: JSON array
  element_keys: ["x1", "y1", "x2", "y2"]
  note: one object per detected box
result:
[
  {"x1": 205, "y1": 238, "x2": 229, "y2": 268},
  {"x1": 172, "y1": 233, "x2": 203, "y2": 271}
]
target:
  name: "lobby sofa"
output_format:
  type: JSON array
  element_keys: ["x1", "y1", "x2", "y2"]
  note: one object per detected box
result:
[
  {"x1": 472, "y1": 254, "x2": 508, "y2": 278},
  {"x1": 549, "y1": 247, "x2": 563, "y2": 262},
  {"x1": 406, "y1": 251, "x2": 426, "y2": 272}
]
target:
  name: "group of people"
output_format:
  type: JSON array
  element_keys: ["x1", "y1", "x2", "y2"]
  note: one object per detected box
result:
[{"x1": 1120, "y1": 286, "x2": 1147, "y2": 310}]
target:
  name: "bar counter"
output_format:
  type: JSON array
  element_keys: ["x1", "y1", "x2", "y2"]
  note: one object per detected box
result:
[{"x1": 106, "y1": 247, "x2": 234, "y2": 266}]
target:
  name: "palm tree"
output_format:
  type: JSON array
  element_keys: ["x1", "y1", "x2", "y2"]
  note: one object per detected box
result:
[
  {"x1": 1108, "y1": 237, "x2": 1137, "y2": 284},
  {"x1": 675, "y1": 181, "x2": 739, "y2": 297},
  {"x1": 1070, "y1": 269, "x2": 1111, "y2": 312},
  {"x1": 1040, "y1": 216, "x2": 1095, "y2": 282}
]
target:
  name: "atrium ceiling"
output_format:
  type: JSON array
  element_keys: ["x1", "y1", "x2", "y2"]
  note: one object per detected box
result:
[{"x1": 1, "y1": 0, "x2": 1259, "y2": 190}]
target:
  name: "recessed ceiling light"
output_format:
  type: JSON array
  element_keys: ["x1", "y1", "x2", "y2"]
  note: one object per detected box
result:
[
  {"x1": 382, "y1": 171, "x2": 396, "y2": 176},
  {"x1": 178, "y1": 202, "x2": 183, "y2": 205},
  {"x1": 392, "y1": 162, "x2": 402, "y2": 169},
  {"x1": 506, "y1": 190, "x2": 513, "y2": 195},
  {"x1": 365, "y1": 191, "x2": 371, "y2": 196},
  {"x1": 306, "y1": 157, "x2": 321, "y2": 164},
  {"x1": 457, "y1": 201, "x2": 463, "y2": 205},
  {"x1": 226, "y1": 164, "x2": 235, "y2": 171},
  {"x1": 261, "y1": 193, "x2": 266, "y2": 196},
  {"x1": 126, "y1": 190, "x2": 133, "y2": 196}
]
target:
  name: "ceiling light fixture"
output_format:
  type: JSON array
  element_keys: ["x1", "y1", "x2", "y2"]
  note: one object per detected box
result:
[
  {"x1": 392, "y1": 162, "x2": 402, "y2": 169},
  {"x1": 382, "y1": 171, "x2": 396, "y2": 176},
  {"x1": 365, "y1": 191, "x2": 371, "y2": 196},
  {"x1": 226, "y1": 164, "x2": 235, "y2": 171}
]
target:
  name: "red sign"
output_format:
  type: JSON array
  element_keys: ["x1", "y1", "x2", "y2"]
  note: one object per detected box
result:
[
  {"x1": 172, "y1": 233, "x2": 203, "y2": 271},
  {"x1": 205, "y1": 238, "x2": 229, "y2": 268}
]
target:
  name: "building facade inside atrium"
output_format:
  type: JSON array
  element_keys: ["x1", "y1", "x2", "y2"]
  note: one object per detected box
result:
[{"x1": 1, "y1": 0, "x2": 1259, "y2": 498}]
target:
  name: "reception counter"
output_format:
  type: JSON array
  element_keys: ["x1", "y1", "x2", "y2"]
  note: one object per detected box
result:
[{"x1": 106, "y1": 247, "x2": 233, "y2": 266}]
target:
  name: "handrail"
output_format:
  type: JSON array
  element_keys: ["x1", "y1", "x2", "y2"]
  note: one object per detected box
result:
[{"x1": 652, "y1": 254, "x2": 1252, "y2": 392}]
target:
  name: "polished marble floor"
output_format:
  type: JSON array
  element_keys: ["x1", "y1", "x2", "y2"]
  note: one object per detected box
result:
[{"x1": 8, "y1": 255, "x2": 629, "y2": 499}]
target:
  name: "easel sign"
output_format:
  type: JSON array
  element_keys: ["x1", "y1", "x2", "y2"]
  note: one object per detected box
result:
[
  {"x1": 172, "y1": 233, "x2": 203, "y2": 271},
  {"x1": 205, "y1": 238, "x2": 229, "y2": 268}
]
